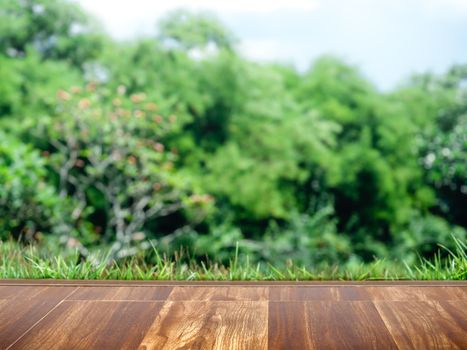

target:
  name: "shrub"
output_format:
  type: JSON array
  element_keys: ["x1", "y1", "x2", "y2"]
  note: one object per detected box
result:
[
  {"x1": 0, "y1": 133, "x2": 60, "y2": 240},
  {"x1": 261, "y1": 206, "x2": 353, "y2": 266},
  {"x1": 26, "y1": 85, "x2": 211, "y2": 258}
]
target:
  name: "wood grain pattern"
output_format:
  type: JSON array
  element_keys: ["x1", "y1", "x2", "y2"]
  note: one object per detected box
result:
[
  {"x1": 438, "y1": 300, "x2": 467, "y2": 331},
  {"x1": 269, "y1": 286, "x2": 369, "y2": 301},
  {"x1": 365, "y1": 286, "x2": 467, "y2": 301},
  {"x1": 68, "y1": 286, "x2": 172, "y2": 301},
  {"x1": 0, "y1": 281, "x2": 466, "y2": 349},
  {"x1": 139, "y1": 301, "x2": 268, "y2": 350},
  {"x1": 375, "y1": 300, "x2": 467, "y2": 349},
  {"x1": 267, "y1": 302, "x2": 313, "y2": 349},
  {"x1": 0, "y1": 286, "x2": 77, "y2": 349},
  {"x1": 269, "y1": 286, "x2": 467, "y2": 301},
  {"x1": 269, "y1": 301, "x2": 398, "y2": 349},
  {"x1": 167, "y1": 286, "x2": 268, "y2": 301},
  {"x1": 269, "y1": 286, "x2": 337, "y2": 301},
  {"x1": 0, "y1": 285, "x2": 75, "y2": 301},
  {"x1": 10, "y1": 301, "x2": 164, "y2": 350}
]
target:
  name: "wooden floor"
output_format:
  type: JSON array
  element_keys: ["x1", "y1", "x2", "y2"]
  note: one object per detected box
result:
[{"x1": 0, "y1": 280, "x2": 466, "y2": 349}]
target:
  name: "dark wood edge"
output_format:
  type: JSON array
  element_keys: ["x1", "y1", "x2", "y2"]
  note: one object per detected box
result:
[{"x1": 0, "y1": 279, "x2": 466, "y2": 287}]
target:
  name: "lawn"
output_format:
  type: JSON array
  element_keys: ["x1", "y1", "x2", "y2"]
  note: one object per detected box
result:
[{"x1": 1, "y1": 237, "x2": 465, "y2": 281}]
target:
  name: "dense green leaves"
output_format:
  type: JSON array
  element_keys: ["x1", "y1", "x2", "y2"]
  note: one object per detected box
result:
[
  {"x1": 157, "y1": 9, "x2": 236, "y2": 52},
  {"x1": 0, "y1": 133, "x2": 61, "y2": 240},
  {"x1": 0, "y1": 0, "x2": 106, "y2": 67}
]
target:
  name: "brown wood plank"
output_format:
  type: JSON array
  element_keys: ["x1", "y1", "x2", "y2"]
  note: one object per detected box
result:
[
  {"x1": 375, "y1": 301, "x2": 467, "y2": 349},
  {"x1": 269, "y1": 285, "x2": 467, "y2": 301},
  {"x1": 167, "y1": 286, "x2": 268, "y2": 301},
  {"x1": 366, "y1": 286, "x2": 467, "y2": 301},
  {"x1": 269, "y1": 286, "x2": 337, "y2": 301},
  {"x1": 9, "y1": 301, "x2": 164, "y2": 350},
  {"x1": 269, "y1": 286, "x2": 370, "y2": 301},
  {"x1": 139, "y1": 301, "x2": 268, "y2": 349},
  {"x1": 0, "y1": 285, "x2": 76, "y2": 300},
  {"x1": 0, "y1": 286, "x2": 77, "y2": 349},
  {"x1": 0, "y1": 286, "x2": 20, "y2": 299},
  {"x1": 1, "y1": 281, "x2": 466, "y2": 349},
  {"x1": 439, "y1": 301, "x2": 467, "y2": 330},
  {"x1": 0, "y1": 285, "x2": 36, "y2": 299},
  {"x1": 268, "y1": 301, "x2": 398, "y2": 350},
  {"x1": 68, "y1": 286, "x2": 172, "y2": 301},
  {"x1": 268, "y1": 302, "x2": 313, "y2": 349}
]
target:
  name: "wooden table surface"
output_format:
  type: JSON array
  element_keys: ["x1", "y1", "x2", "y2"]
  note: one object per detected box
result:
[{"x1": 0, "y1": 280, "x2": 466, "y2": 349}]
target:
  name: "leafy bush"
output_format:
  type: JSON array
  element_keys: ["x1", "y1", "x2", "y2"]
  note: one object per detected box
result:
[
  {"x1": 261, "y1": 206, "x2": 353, "y2": 266},
  {"x1": 0, "y1": 52, "x2": 81, "y2": 119},
  {"x1": 421, "y1": 115, "x2": 467, "y2": 227},
  {"x1": 26, "y1": 85, "x2": 211, "y2": 258},
  {"x1": 396, "y1": 214, "x2": 466, "y2": 263},
  {"x1": 0, "y1": 133, "x2": 60, "y2": 240}
]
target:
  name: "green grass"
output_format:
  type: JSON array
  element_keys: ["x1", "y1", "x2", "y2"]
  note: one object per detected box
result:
[{"x1": 1, "y1": 238, "x2": 466, "y2": 281}]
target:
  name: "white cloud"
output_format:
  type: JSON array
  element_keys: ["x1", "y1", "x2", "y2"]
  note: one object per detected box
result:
[
  {"x1": 424, "y1": 0, "x2": 467, "y2": 13},
  {"x1": 75, "y1": 0, "x2": 467, "y2": 89},
  {"x1": 241, "y1": 39, "x2": 285, "y2": 61},
  {"x1": 79, "y1": 0, "x2": 318, "y2": 14},
  {"x1": 77, "y1": 0, "x2": 318, "y2": 38},
  {"x1": 437, "y1": 0, "x2": 467, "y2": 8},
  {"x1": 165, "y1": 0, "x2": 318, "y2": 13}
]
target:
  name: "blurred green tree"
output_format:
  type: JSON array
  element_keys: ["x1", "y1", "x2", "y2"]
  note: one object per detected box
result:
[{"x1": 0, "y1": 0, "x2": 106, "y2": 68}]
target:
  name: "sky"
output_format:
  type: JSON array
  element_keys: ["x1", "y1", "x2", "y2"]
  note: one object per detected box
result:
[{"x1": 76, "y1": 0, "x2": 467, "y2": 90}]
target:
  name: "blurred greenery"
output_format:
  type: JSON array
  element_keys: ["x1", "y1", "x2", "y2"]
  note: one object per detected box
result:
[
  {"x1": 0, "y1": 0, "x2": 466, "y2": 272},
  {"x1": 1, "y1": 236, "x2": 466, "y2": 280}
]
